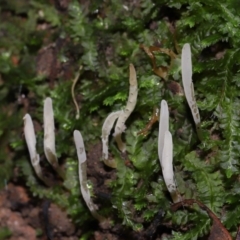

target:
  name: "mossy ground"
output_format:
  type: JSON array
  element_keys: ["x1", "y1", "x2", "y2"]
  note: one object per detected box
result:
[{"x1": 1, "y1": 0, "x2": 240, "y2": 239}]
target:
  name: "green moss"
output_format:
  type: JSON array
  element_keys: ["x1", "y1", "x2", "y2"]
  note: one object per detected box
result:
[
  {"x1": 2, "y1": 0, "x2": 240, "y2": 238},
  {"x1": 0, "y1": 227, "x2": 12, "y2": 240}
]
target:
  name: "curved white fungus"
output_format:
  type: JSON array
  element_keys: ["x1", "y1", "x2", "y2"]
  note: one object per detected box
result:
[
  {"x1": 181, "y1": 43, "x2": 201, "y2": 127},
  {"x1": 114, "y1": 64, "x2": 138, "y2": 152},
  {"x1": 101, "y1": 110, "x2": 122, "y2": 160},
  {"x1": 162, "y1": 131, "x2": 181, "y2": 203},
  {"x1": 158, "y1": 100, "x2": 181, "y2": 203},
  {"x1": 74, "y1": 130, "x2": 104, "y2": 222},
  {"x1": 23, "y1": 114, "x2": 42, "y2": 178},
  {"x1": 43, "y1": 97, "x2": 64, "y2": 178},
  {"x1": 158, "y1": 100, "x2": 169, "y2": 165}
]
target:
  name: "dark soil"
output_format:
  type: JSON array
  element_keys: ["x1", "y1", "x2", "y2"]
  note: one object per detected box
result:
[
  {"x1": 0, "y1": 183, "x2": 78, "y2": 240},
  {"x1": 0, "y1": 140, "x2": 171, "y2": 240}
]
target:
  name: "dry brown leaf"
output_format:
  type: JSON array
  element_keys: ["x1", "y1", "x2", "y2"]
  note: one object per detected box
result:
[{"x1": 140, "y1": 44, "x2": 177, "y2": 80}]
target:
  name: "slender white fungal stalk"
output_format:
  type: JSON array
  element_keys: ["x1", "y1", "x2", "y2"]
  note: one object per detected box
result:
[
  {"x1": 43, "y1": 97, "x2": 64, "y2": 178},
  {"x1": 161, "y1": 131, "x2": 181, "y2": 203},
  {"x1": 158, "y1": 100, "x2": 169, "y2": 165},
  {"x1": 102, "y1": 111, "x2": 122, "y2": 159},
  {"x1": 23, "y1": 98, "x2": 63, "y2": 185},
  {"x1": 23, "y1": 114, "x2": 43, "y2": 180},
  {"x1": 74, "y1": 130, "x2": 104, "y2": 222},
  {"x1": 44, "y1": 97, "x2": 58, "y2": 167},
  {"x1": 101, "y1": 110, "x2": 122, "y2": 168},
  {"x1": 181, "y1": 43, "x2": 201, "y2": 127},
  {"x1": 158, "y1": 100, "x2": 181, "y2": 203},
  {"x1": 114, "y1": 64, "x2": 138, "y2": 152}
]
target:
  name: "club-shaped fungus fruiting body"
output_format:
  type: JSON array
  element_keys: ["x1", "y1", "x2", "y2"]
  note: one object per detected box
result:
[
  {"x1": 162, "y1": 130, "x2": 181, "y2": 203},
  {"x1": 23, "y1": 97, "x2": 64, "y2": 185},
  {"x1": 158, "y1": 100, "x2": 169, "y2": 165},
  {"x1": 44, "y1": 98, "x2": 57, "y2": 167},
  {"x1": 158, "y1": 100, "x2": 181, "y2": 203},
  {"x1": 74, "y1": 130, "x2": 105, "y2": 222},
  {"x1": 23, "y1": 114, "x2": 43, "y2": 180},
  {"x1": 181, "y1": 43, "x2": 201, "y2": 128},
  {"x1": 101, "y1": 110, "x2": 122, "y2": 168},
  {"x1": 114, "y1": 64, "x2": 138, "y2": 152},
  {"x1": 43, "y1": 98, "x2": 64, "y2": 178}
]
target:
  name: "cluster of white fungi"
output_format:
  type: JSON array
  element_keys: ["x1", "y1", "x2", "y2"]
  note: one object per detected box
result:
[{"x1": 23, "y1": 44, "x2": 200, "y2": 219}]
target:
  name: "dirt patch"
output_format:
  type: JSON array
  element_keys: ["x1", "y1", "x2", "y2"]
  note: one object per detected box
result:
[
  {"x1": 86, "y1": 142, "x2": 115, "y2": 201},
  {"x1": 0, "y1": 183, "x2": 80, "y2": 240}
]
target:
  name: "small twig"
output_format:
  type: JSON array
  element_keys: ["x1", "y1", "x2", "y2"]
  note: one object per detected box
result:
[
  {"x1": 144, "y1": 210, "x2": 165, "y2": 239},
  {"x1": 137, "y1": 106, "x2": 159, "y2": 136},
  {"x1": 42, "y1": 200, "x2": 53, "y2": 240},
  {"x1": 71, "y1": 66, "x2": 83, "y2": 119}
]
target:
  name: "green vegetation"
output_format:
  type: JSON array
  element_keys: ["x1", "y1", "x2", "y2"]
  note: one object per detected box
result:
[
  {"x1": 0, "y1": 227, "x2": 12, "y2": 240},
  {"x1": 1, "y1": 0, "x2": 240, "y2": 239}
]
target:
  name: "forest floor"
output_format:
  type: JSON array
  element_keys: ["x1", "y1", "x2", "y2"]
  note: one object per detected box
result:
[
  {"x1": 1, "y1": 0, "x2": 229, "y2": 239},
  {"x1": 0, "y1": 142, "x2": 168, "y2": 240}
]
